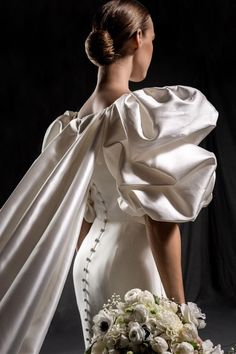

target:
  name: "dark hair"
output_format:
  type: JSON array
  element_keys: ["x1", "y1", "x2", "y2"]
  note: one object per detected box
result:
[{"x1": 85, "y1": 0, "x2": 150, "y2": 66}]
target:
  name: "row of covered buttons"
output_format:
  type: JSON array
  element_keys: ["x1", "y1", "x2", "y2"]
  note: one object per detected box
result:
[{"x1": 82, "y1": 182, "x2": 108, "y2": 343}]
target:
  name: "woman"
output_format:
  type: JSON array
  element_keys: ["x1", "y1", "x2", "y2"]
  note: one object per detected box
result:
[
  {"x1": 0, "y1": 0, "x2": 218, "y2": 353},
  {"x1": 72, "y1": 0, "x2": 218, "y2": 347}
]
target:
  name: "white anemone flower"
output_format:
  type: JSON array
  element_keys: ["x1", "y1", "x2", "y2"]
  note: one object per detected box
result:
[{"x1": 93, "y1": 309, "x2": 114, "y2": 336}]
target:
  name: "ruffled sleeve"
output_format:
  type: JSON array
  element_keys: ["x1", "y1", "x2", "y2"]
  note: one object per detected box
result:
[{"x1": 103, "y1": 85, "x2": 218, "y2": 222}]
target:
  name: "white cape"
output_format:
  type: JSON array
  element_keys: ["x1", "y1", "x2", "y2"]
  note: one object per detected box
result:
[{"x1": 0, "y1": 85, "x2": 218, "y2": 353}]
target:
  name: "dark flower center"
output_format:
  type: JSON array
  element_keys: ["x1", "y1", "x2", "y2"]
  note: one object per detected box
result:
[{"x1": 100, "y1": 321, "x2": 109, "y2": 332}]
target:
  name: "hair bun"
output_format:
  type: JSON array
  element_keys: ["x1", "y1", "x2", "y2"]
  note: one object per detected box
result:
[{"x1": 85, "y1": 29, "x2": 116, "y2": 66}]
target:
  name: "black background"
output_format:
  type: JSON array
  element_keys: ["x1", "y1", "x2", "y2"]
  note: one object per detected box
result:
[{"x1": 1, "y1": 0, "x2": 236, "y2": 353}]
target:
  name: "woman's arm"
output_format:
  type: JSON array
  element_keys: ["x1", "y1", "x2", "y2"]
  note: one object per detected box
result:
[
  {"x1": 145, "y1": 215, "x2": 185, "y2": 304},
  {"x1": 76, "y1": 219, "x2": 93, "y2": 252}
]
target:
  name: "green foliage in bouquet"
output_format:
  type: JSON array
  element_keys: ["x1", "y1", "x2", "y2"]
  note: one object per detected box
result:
[{"x1": 85, "y1": 289, "x2": 223, "y2": 354}]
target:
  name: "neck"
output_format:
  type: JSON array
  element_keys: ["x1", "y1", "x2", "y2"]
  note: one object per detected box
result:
[{"x1": 95, "y1": 57, "x2": 133, "y2": 94}]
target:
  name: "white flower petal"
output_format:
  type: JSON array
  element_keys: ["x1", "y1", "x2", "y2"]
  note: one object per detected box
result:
[
  {"x1": 128, "y1": 322, "x2": 146, "y2": 344},
  {"x1": 173, "y1": 342, "x2": 195, "y2": 354},
  {"x1": 151, "y1": 336, "x2": 169, "y2": 353},
  {"x1": 180, "y1": 302, "x2": 206, "y2": 329},
  {"x1": 124, "y1": 289, "x2": 143, "y2": 304}
]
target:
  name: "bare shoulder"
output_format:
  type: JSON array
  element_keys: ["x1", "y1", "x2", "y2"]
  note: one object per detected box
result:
[{"x1": 77, "y1": 89, "x2": 130, "y2": 119}]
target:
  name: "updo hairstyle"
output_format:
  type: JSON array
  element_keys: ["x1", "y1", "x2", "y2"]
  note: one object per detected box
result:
[{"x1": 85, "y1": 0, "x2": 150, "y2": 66}]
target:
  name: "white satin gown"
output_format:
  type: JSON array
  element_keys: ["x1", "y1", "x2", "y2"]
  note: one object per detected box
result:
[
  {"x1": 0, "y1": 85, "x2": 218, "y2": 354},
  {"x1": 72, "y1": 85, "x2": 218, "y2": 346}
]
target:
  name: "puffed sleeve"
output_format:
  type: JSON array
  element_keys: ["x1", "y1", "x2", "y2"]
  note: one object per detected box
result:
[{"x1": 103, "y1": 85, "x2": 218, "y2": 222}]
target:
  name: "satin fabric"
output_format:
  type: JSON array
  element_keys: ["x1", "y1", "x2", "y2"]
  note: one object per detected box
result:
[
  {"x1": 103, "y1": 86, "x2": 217, "y2": 222},
  {"x1": 0, "y1": 85, "x2": 218, "y2": 354}
]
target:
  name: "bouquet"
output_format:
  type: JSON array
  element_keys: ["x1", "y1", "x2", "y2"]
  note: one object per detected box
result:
[{"x1": 85, "y1": 288, "x2": 223, "y2": 354}]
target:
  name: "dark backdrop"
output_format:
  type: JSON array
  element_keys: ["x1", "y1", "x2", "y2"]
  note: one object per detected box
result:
[{"x1": 1, "y1": 0, "x2": 236, "y2": 353}]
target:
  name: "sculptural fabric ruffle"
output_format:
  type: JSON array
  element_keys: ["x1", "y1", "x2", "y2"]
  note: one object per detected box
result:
[{"x1": 0, "y1": 85, "x2": 218, "y2": 354}]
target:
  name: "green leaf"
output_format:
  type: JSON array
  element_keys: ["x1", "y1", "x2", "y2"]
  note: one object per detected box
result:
[
  {"x1": 188, "y1": 341, "x2": 198, "y2": 349},
  {"x1": 125, "y1": 308, "x2": 134, "y2": 313}
]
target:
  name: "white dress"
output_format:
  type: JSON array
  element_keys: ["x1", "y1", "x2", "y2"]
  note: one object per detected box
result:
[
  {"x1": 0, "y1": 85, "x2": 218, "y2": 354},
  {"x1": 73, "y1": 152, "x2": 167, "y2": 345},
  {"x1": 73, "y1": 85, "x2": 218, "y2": 346}
]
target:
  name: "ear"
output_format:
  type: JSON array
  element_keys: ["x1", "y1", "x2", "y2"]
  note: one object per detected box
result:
[{"x1": 133, "y1": 29, "x2": 143, "y2": 49}]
